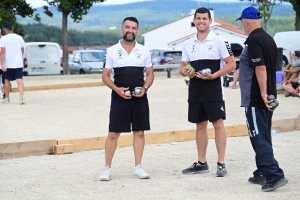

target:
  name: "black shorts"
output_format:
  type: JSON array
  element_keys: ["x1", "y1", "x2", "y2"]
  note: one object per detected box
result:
[
  {"x1": 188, "y1": 101, "x2": 226, "y2": 123},
  {"x1": 109, "y1": 91, "x2": 150, "y2": 132},
  {"x1": 3, "y1": 68, "x2": 23, "y2": 81},
  {"x1": 0, "y1": 70, "x2": 4, "y2": 84},
  {"x1": 291, "y1": 82, "x2": 299, "y2": 89}
]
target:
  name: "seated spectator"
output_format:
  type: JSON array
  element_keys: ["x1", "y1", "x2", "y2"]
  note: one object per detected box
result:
[
  {"x1": 282, "y1": 51, "x2": 300, "y2": 83},
  {"x1": 282, "y1": 73, "x2": 300, "y2": 97}
]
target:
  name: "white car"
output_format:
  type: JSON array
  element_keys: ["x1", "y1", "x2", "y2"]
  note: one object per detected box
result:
[{"x1": 68, "y1": 49, "x2": 105, "y2": 74}]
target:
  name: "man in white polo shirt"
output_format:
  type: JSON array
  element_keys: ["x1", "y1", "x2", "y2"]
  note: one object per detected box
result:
[
  {"x1": 179, "y1": 7, "x2": 235, "y2": 177},
  {"x1": 1, "y1": 22, "x2": 25, "y2": 104},
  {"x1": 100, "y1": 17, "x2": 154, "y2": 181}
]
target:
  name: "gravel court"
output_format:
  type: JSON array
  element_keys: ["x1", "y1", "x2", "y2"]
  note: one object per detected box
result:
[
  {"x1": 0, "y1": 131, "x2": 299, "y2": 199},
  {"x1": 1, "y1": 76, "x2": 299, "y2": 143}
]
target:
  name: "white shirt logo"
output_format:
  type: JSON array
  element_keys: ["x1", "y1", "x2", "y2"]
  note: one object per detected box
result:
[
  {"x1": 251, "y1": 58, "x2": 261, "y2": 62},
  {"x1": 221, "y1": 106, "x2": 224, "y2": 111}
]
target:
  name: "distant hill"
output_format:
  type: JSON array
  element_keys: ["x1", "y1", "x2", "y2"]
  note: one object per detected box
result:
[{"x1": 17, "y1": 0, "x2": 295, "y2": 30}]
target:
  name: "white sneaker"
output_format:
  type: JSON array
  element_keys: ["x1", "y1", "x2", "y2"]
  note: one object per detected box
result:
[
  {"x1": 133, "y1": 165, "x2": 150, "y2": 179},
  {"x1": 99, "y1": 166, "x2": 112, "y2": 181}
]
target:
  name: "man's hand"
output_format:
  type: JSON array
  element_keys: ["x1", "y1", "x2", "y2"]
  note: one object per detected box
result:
[
  {"x1": 116, "y1": 87, "x2": 132, "y2": 99},
  {"x1": 1, "y1": 65, "x2": 7, "y2": 72},
  {"x1": 262, "y1": 94, "x2": 274, "y2": 111},
  {"x1": 195, "y1": 70, "x2": 216, "y2": 80},
  {"x1": 132, "y1": 87, "x2": 146, "y2": 98}
]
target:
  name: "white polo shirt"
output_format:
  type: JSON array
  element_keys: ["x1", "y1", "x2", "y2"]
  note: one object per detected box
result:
[
  {"x1": 0, "y1": 33, "x2": 25, "y2": 69},
  {"x1": 182, "y1": 31, "x2": 233, "y2": 102},
  {"x1": 103, "y1": 40, "x2": 152, "y2": 90}
]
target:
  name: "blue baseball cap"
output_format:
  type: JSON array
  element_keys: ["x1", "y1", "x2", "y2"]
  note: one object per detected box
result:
[
  {"x1": 236, "y1": 6, "x2": 262, "y2": 21},
  {"x1": 4, "y1": 22, "x2": 13, "y2": 28}
]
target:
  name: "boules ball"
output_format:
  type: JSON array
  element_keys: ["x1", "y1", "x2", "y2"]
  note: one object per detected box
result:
[
  {"x1": 124, "y1": 90, "x2": 131, "y2": 96},
  {"x1": 134, "y1": 87, "x2": 142, "y2": 95},
  {"x1": 185, "y1": 64, "x2": 195, "y2": 78}
]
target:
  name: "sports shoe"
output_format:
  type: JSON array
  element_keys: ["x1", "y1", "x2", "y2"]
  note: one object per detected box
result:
[
  {"x1": 248, "y1": 175, "x2": 267, "y2": 186},
  {"x1": 1, "y1": 98, "x2": 9, "y2": 104},
  {"x1": 133, "y1": 165, "x2": 150, "y2": 179},
  {"x1": 99, "y1": 166, "x2": 112, "y2": 181},
  {"x1": 261, "y1": 177, "x2": 288, "y2": 192},
  {"x1": 182, "y1": 162, "x2": 209, "y2": 174},
  {"x1": 216, "y1": 162, "x2": 228, "y2": 177},
  {"x1": 20, "y1": 97, "x2": 25, "y2": 105}
]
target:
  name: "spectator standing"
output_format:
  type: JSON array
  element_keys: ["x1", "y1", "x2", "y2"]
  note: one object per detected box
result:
[
  {"x1": 179, "y1": 7, "x2": 235, "y2": 177},
  {"x1": 236, "y1": 6, "x2": 288, "y2": 192},
  {"x1": 99, "y1": 17, "x2": 154, "y2": 181},
  {"x1": 0, "y1": 22, "x2": 25, "y2": 104}
]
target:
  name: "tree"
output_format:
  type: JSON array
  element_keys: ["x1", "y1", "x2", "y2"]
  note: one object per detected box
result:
[
  {"x1": 282, "y1": 0, "x2": 300, "y2": 30},
  {"x1": 43, "y1": 0, "x2": 106, "y2": 75},
  {"x1": 240, "y1": 0, "x2": 283, "y2": 31},
  {"x1": 0, "y1": 0, "x2": 40, "y2": 36}
]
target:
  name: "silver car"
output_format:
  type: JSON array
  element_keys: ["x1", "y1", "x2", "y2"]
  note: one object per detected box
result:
[{"x1": 68, "y1": 49, "x2": 105, "y2": 74}]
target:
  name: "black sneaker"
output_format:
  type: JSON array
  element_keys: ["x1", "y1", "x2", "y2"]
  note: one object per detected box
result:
[
  {"x1": 216, "y1": 162, "x2": 228, "y2": 177},
  {"x1": 248, "y1": 175, "x2": 267, "y2": 186},
  {"x1": 261, "y1": 177, "x2": 288, "y2": 192},
  {"x1": 182, "y1": 162, "x2": 209, "y2": 174}
]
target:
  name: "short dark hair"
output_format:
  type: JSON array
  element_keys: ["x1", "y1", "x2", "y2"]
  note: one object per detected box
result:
[
  {"x1": 295, "y1": 50, "x2": 300, "y2": 57},
  {"x1": 194, "y1": 7, "x2": 211, "y2": 19},
  {"x1": 122, "y1": 17, "x2": 139, "y2": 28}
]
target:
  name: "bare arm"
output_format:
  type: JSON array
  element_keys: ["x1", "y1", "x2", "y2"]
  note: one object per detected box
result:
[
  {"x1": 101, "y1": 68, "x2": 131, "y2": 99},
  {"x1": 1, "y1": 47, "x2": 6, "y2": 71},
  {"x1": 143, "y1": 66, "x2": 154, "y2": 89},
  {"x1": 21, "y1": 47, "x2": 24, "y2": 56},
  {"x1": 255, "y1": 65, "x2": 272, "y2": 110}
]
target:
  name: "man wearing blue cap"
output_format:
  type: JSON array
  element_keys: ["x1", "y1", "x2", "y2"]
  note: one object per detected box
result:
[
  {"x1": 0, "y1": 22, "x2": 25, "y2": 105},
  {"x1": 236, "y1": 7, "x2": 288, "y2": 192}
]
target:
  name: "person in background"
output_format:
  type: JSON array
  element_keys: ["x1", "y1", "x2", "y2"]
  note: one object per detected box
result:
[
  {"x1": 236, "y1": 6, "x2": 288, "y2": 192},
  {"x1": 282, "y1": 73, "x2": 300, "y2": 97},
  {"x1": 179, "y1": 7, "x2": 235, "y2": 177},
  {"x1": 1, "y1": 22, "x2": 25, "y2": 104},
  {"x1": 282, "y1": 50, "x2": 300, "y2": 84},
  {"x1": 0, "y1": 28, "x2": 4, "y2": 99},
  {"x1": 99, "y1": 17, "x2": 154, "y2": 181}
]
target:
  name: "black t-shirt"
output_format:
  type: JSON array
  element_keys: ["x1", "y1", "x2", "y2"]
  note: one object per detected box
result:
[{"x1": 245, "y1": 28, "x2": 277, "y2": 108}]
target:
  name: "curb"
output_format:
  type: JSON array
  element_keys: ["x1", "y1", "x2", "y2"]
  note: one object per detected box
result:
[{"x1": 1, "y1": 118, "x2": 299, "y2": 159}]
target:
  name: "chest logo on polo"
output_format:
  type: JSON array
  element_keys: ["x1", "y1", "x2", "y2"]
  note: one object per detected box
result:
[
  {"x1": 135, "y1": 53, "x2": 142, "y2": 59},
  {"x1": 190, "y1": 44, "x2": 196, "y2": 53},
  {"x1": 118, "y1": 50, "x2": 124, "y2": 59},
  {"x1": 251, "y1": 58, "x2": 261, "y2": 62},
  {"x1": 207, "y1": 45, "x2": 214, "y2": 51}
]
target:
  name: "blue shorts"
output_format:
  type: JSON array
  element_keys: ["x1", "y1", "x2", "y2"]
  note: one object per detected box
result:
[{"x1": 3, "y1": 68, "x2": 23, "y2": 81}]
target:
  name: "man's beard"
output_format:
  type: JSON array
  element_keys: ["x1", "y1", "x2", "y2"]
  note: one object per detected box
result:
[{"x1": 123, "y1": 32, "x2": 136, "y2": 42}]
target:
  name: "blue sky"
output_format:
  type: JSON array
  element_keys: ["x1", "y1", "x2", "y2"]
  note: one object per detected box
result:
[{"x1": 26, "y1": 0, "x2": 240, "y2": 8}]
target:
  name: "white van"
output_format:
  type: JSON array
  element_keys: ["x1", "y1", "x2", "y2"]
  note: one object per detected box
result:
[
  {"x1": 273, "y1": 31, "x2": 300, "y2": 66},
  {"x1": 23, "y1": 42, "x2": 62, "y2": 75}
]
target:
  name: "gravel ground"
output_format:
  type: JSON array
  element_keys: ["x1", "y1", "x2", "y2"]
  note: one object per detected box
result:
[
  {"x1": 0, "y1": 131, "x2": 299, "y2": 199},
  {"x1": 0, "y1": 74, "x2": 299, "y2": 199},
  {"x1": 1, "y1": 75, "x2": 299, "y2": 143}
]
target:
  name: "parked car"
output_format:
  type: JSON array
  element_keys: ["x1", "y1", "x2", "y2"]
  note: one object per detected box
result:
[
  {"x1": 68, "y1": 49, "x2": 105, "y2": 74},
  {"x1": 150, "y1": 49, "x2": 182, "y2": 71},
  {"x1": 23, "y1": 42, "x2": 62, "y2": 76}
]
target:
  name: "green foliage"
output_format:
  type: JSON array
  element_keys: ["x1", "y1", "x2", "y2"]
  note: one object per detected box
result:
[
  {"x1": 0, "y1": 0, "x2": 40, "y2": 36},
  {"x1": 220, "y1": 15, "x2": 295, "y2": 37},
  {"x1": 22, "y1": 23, "x2": 149, "y2": 46}
]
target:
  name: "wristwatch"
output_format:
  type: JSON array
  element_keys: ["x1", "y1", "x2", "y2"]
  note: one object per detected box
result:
[{"x1": 143, "y1": 86, "x2": 148, "y2": 92}]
